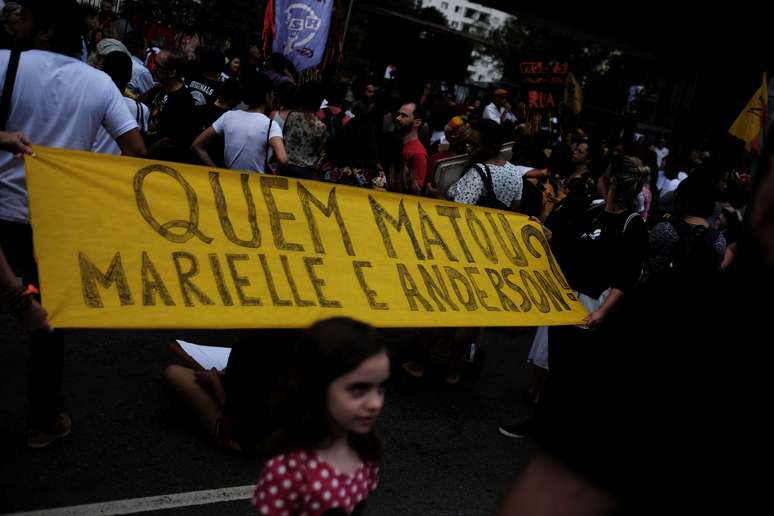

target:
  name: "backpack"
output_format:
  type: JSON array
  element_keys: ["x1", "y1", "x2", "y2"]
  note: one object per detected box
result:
[
  {"x1": 669, "y1": 220, "x2": 720, "y2": 273},
  {"x1": 472, "y1": 164, "x2": 510, "y2": 211}
]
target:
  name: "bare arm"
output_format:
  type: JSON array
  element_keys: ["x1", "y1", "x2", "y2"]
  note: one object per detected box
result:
[
  {"x1": 191, "y1": 126, "x2": 218, "y2": 168},
  {"x1": 523, "y1": 168, "x2": 549, "y2": 180},
  {"x1": 584, "y1": 288, "x2": 624, "y2": 328},
  {"x1": 116, "y1": 128, "x2": 147, "y2": 158},
  {"x1": 0, "y1": 249, "x2": 50, "y2": 332},
  {"x1": 497, "y1": 452, "x2": 616, "y2": 516},
  {"x1": 269, "y1": 136, "x2": 288, "y2": 169}
]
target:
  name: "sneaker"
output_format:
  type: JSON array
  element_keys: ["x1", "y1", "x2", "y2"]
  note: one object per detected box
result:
[
  {"x1": 498, "y1": 420, "x2": 533, "y2": 439},
  {"x1": 27, "y1": 413, "x2": 71, "y2": 449}
]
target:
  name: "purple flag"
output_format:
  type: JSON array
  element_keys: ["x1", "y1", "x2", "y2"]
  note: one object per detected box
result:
[{"x1": 273, "y1": 0, "x2": 334, "y2": 71}]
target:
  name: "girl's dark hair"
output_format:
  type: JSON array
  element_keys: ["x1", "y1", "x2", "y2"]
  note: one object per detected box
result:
[
  {"x1": 605, "y1": 155, "x2": 649, "y2": 211},
  {"x1": 269, "y1": 317, "x2": 386, "y2": 462}
]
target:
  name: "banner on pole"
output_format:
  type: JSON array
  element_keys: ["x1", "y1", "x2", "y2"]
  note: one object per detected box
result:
[{"x1": 273, "y1": 0, "x2": 334, "y2": 71}]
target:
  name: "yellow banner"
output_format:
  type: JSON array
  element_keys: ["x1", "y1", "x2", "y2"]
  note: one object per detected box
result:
[{"x1": 25, "y1": 147, "x2": 587, "y2": 329}]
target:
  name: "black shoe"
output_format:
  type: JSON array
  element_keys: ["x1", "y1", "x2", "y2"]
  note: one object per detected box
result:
[{"x1": 498, "y1": 420, "x2": 533, "y2": 439}]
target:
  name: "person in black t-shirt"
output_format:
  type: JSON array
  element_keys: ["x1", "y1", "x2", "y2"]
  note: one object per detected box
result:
[
  {"x1": 145, "y1": 48, "x2": 195, "y2": 162},
  {"x1": 497, "y1": 150, "x2": 772, "y2": 515},
  {"x1": 499, "y1": 156, "x2": 649, "y2": 440},
  {"x1": 187, "y1": 48, "x2": 222, "y2": 106}
]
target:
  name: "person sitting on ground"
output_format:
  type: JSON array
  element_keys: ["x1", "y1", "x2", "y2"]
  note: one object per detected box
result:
[{"x1": 164, "y1": 329, "x2": 301, "y2": 452}]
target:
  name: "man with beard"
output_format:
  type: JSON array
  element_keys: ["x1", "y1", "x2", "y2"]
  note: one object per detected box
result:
[{"x1": 395, "y1": 101, "x2": 429, "y2": 193}]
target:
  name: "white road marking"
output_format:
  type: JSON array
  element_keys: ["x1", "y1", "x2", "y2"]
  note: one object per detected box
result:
[{"x1": 6, "y1": 484, "x2": 255, "y2": 515}]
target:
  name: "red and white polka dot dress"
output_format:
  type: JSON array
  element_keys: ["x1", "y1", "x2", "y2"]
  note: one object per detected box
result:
[{"x1": 252, "y1": 451, "x2": 380, "y2": 516}]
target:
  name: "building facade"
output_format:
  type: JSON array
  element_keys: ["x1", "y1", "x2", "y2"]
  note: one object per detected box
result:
[{"x1": 419, "y1": 0, "x2": 512, "y2": 83}]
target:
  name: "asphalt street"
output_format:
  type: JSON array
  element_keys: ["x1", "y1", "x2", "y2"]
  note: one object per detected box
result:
[{"x1": 0, "y1": 315, "x2": 537, "y2": 515}]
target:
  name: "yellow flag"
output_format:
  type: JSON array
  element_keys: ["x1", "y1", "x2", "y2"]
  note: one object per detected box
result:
[
  {"x1": 564, "y1": 72, "x2": 583, "y2": 114},
  {"x1": 729, "y1": 73, "x2": 768, "y2": 151},
  {"x1": 24, "y1": 147, "x2": 588, "y2": 329}
]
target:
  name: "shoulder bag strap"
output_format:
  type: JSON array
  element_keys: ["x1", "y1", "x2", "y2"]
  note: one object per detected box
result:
[
  {"x1": 473, "y1": 163, "x2": 496, "y2": 198},
  {"x1": 265, "y1": 117, "x2": 274, "y2": 173},
  {"x1": 0, "y1": 48, "x2": 22, "y2": 131}
]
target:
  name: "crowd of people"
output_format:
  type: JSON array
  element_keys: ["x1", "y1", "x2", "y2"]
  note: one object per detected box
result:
[{"x1": 0, "y1": 1, "x2": 770, "y2": 515}]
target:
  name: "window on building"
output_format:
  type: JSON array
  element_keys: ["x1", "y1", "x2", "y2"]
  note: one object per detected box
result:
[
  {"x1": 441, "y1": 1, "x2": 448, "y2": 9},
  {"x1": 478, "y1": 13, "x2": 490, "y2": 24},
  {"x1": 455, "y1": 5, "x2": 461, "y2": 12},
  {"x1": 465, "y1": 8, "x2": 477, "y2": 18},
  {"x1": 478, "y1": 75, "x2": 485, "y2": 81}
]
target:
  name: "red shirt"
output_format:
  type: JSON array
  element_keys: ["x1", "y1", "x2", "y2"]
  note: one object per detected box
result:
[
  {"x1": 252, "y1": 451, "x2": 380, "y2": 515},
  {"x1": 403, "y1": 138, "x2": 429, "y2": 189}
]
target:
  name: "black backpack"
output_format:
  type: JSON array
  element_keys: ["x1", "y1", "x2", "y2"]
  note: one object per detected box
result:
[{"x1": 472, "y1": 164, "x2": 510, "y2": 211}]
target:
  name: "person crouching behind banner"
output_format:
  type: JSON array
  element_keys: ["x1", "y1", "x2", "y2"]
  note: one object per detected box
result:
[
  {"x1": 252, "y1": 318, "x2": 387, "y2": 516},
  {"x1": 191, "y1": 73, "x2": 287, "y2": 174},
  {"x1": 164, "y1": 329, "x2": 301, "y2": 452}
]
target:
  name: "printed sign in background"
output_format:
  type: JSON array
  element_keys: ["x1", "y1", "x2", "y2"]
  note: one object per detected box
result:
[
  {"x1": 273, "y1": 0, "x2": 334, "y2": 71},
  {"x1": 26, "y1": 147, "x2": 587, "y2": 329}
]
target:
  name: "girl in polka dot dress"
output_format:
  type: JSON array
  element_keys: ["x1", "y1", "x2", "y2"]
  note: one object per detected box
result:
[{"x1": 253, "y1": 318, "x2": 389, "y2": 516}]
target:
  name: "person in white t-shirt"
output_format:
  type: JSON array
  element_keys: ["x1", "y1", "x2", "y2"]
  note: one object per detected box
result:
[
  {"x1": 0, "y1": 0, "x2": 146, "y2": 449},
  {"x1": 92, "y1": 51, "x2": 150, "y2": 155},
  {"x1": 482, "y1": 88, "x2": 510, "y2": 125},
  {"x1": 192, "y1": 73, "x2": 287, "y2": 173}
]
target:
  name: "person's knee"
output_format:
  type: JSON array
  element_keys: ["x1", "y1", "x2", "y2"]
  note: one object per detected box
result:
[{"x1": 164, "y1": 364, "x2": 193, "y2": 387}]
